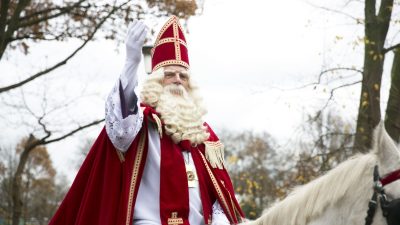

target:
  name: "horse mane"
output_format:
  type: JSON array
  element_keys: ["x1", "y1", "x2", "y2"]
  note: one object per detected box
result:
[{"x1": 252, "y1": 153, "x2": 377, "y2": 225}]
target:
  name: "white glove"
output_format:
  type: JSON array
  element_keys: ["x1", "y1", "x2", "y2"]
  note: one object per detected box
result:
[
  {"x1": 119, "y1": 20, "x2": 148, "y2": 116},
  {"x1": 125, "y1": 20, "x2": 147, "y2": 63}
]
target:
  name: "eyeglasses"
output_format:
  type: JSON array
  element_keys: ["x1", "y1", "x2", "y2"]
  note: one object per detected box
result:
[{"x1": 163, "y1": 70, "x2": 189, "y2": 81}]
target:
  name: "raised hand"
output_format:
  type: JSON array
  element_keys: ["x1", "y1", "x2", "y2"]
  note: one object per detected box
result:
[{"x1": 125, "y1": 20, "x2": 148, "y2": 63}]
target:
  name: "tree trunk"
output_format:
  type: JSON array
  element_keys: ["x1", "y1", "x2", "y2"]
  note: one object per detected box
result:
[
  {"x1": 354, "y1": 41, "x2": 384, "y2": 152},
  {"x1": 8, "y1": 118, "x2": 103, "y2": 225},
  {"x1": 0, "y1": 0, "x2": 31, "y2": 61},
  {"x1": 11, "y1": 135, "x2": 37, "y2": 225},
  {"x1": 0, "y1": 0, "x2": 11, "y2": 60},
  {"x1": 385, "y1": 49, "x2": 400, "y2": 143},
  {"x1": 354, "y1": 0, "x2": 393, "y2": 153}
]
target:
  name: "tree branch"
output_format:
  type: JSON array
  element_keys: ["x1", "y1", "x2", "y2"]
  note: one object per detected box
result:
[
  {"x1": 290, "y1": 67, "x2": 363, "y2": 90},
  {"x1": 0, "y1": 1, "x2": 129, "y2": 93},
  {"x1": 377, "y1": 0, "x2": 394, "y2": 41},
  {"x1": 365, "y1": 0, "x2": 376, "y2": 23},
  {"x1": 42, "y1": 119, "x2": 104, "y2": 145},
  {"x1": 37, "y1": 116, "x2": 51, "y2": 140},
  {"x1": 305, "y1": 1, "x2": 362, "y2": 22},
  {"x1": 377, "y1": 0, "x2": 394, "y2": 22},
  {"x1": 18, "y1": 4, "x2": 88, "y2": 29},
  {"x1": 18, "y1": 0, "x2": 86, "y2": 22},
  {"x1": 8, "y1": 34, "x2": 63, "y2": 42},
  {"x1": 312, "y1": 80, "x2": 362, "y2": 121},
  {"x1": 384, "y1": 42, "x2": 400, "y2": 53},
  {"x1": 343, "y1": 0, "x2": 364, "y2": 7}
]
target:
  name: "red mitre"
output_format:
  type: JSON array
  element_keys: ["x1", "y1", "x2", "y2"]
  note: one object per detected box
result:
[{"x1": 151, "y1": 16, "x2": 190, "y2": 72}]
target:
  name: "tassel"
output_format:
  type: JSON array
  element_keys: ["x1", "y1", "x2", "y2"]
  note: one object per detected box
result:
[
  {"x1": 140, "y1": 106, "x2": 163, "y2": 137},
  {"x1": 152, "y1": 113, "x2": 163, "y2": 137},
  {"x1": 204, "y1": 141, "x2": 225, "y2": 169}
]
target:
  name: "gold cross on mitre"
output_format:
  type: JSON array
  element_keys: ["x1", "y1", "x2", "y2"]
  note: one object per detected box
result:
[{"x1": 168, "y1": 212, "x2": 183, "y2": 225}]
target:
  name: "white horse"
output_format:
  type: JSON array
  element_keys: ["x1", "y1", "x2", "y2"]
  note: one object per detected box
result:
[{"x1": 243, "y1": 123, "x2": 400, "y2": 225}]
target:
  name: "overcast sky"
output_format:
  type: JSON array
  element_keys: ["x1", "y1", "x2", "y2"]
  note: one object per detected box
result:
[{"x1": 1, "y1": 0, "x2": 399, "y2": 183}]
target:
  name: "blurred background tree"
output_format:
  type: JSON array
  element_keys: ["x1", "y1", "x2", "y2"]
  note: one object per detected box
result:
[
  {"x1": 222, "y1": 131, "x2": 280, "y2": 219},
  {"x1": 221, "y1": 109, "x2": 355, "y2": 219},
  {"x1": 0, "y1": 139, "x2": 68, "y2": 225}
]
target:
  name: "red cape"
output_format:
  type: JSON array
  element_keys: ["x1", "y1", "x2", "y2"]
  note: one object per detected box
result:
[
  {"x1": 49, "y1": 127, "x2": 148, "y2": 225},
  {"x1": 49, "y1": 120, "x2": 244, "y2": 225}
]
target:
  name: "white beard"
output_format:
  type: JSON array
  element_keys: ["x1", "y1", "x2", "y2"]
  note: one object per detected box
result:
[{"x1": 140, "y1": 75, "x2": 210, "y2": 145}]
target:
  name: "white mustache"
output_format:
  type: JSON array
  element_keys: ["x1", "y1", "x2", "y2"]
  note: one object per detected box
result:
[{"x1": 164, "y1": 84, "x2": 186, "y2": 96}]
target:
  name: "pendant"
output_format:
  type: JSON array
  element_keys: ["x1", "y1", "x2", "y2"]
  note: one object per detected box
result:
[{"x1": 185, "y1": 164, "x2": 198, "y2": 188}]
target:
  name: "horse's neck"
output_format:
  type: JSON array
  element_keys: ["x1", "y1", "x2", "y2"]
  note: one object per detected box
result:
[
  {"x1": 251, "y1": 154, "x2": 378, "y2": 225},
  {"x1": 307, "y1": 191, "x2": 383, "y2": 225}
]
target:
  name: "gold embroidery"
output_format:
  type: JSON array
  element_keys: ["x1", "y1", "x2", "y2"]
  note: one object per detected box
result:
[
  {"x1": 151, "y1": 16, "x2": 189, "y2": 72},
  {"x1": 153, "y1": 38, "x2": 187, "y2": 49},
  {"x1": 219, "y1": 179, "x2": 243, "y2": 223},
  {"x1": 152, "y1": 60, "x2": 190, "y2": 72},
  {"x1": 185, "y1": 164, "x2": 198, "y2": 188},
  {"x1": 172, "y1": 20, "x2": 181, "y2": 61},
  {"x1": 168, "y1": 212, "x2": 183, "y2": 225},
  {"x1": 176, "y1": 20, "x2": 186, "y2": 39},
  {"x1": 116, "y1": 150, "x2": 125, "y2": 163},
  {"x1": 187, "y1": 170, "x2": 195, "y2": 181},
  {"x1": 225, "y1": 184, "x2": 242, "y2": 222},
  {"x1": 154, "y1": 16, "x2": 177, "y2": 47},
  {"x1": 125, "y1": 129, "x2": 146, "y2": 225},
  {"x1": 198, "y1": 151, "x2": 235, "y2": 223}
]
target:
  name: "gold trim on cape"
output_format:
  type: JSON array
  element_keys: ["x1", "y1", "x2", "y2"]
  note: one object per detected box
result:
[
  {"x1": 125, "y1": 128, "x2": 147, "y2": 225},
  {"x1": 222, "y1": 183, "x2": 244, "y2": 223},
  {"x1": 198, "y1": 151, "x2": 235, "y2": 223},
  {"x1": 116, "y1": 150, "x2": 125, "y2": 163}
]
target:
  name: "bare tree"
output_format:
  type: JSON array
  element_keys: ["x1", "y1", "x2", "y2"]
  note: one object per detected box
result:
[
  {"x1": 73, "y1": 137, "x2": 95, "y2": 170},
  {"x1": 11, "y1": 120, "x2": 103, "y2": 225},
  {"x1": 0, "y1": 141, "x2": 69, "y2": 225},
  {"x1": 296, "y1": 111, "x2": 356, "y2": 172},
  {"x1": 221, "y1": 131, "x2": 281, "y2": 219},
  {"x1": 220, "y1": 110, "x2": 354, "y2": 218},
  {"x1": 0, "y1": 0, "x2": 201, "y2": 94},
  {"x1": 354, "y1": 0, "x2": 396, "y2": 152},
  {"x1": 305, "y1": 0, "x2": 400, "y2": 152}
]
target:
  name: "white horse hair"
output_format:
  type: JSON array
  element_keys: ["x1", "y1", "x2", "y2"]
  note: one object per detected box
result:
[{"x1": 243, "y1": 122, "x2": 400, "y2": 225}]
